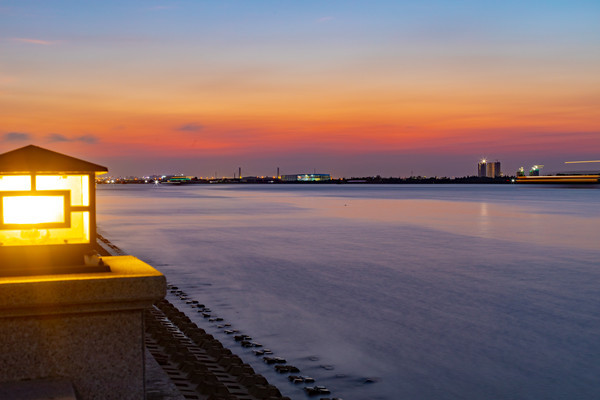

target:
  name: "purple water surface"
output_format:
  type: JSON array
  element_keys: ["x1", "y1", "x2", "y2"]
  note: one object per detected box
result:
[{"x1": 97, "y1": 184, "x2": 600, "y2": 400}]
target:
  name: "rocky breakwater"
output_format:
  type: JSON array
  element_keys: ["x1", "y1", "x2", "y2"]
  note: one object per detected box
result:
[{"x1": 145, "y1": 298, "x2": 289, "y2": 400}]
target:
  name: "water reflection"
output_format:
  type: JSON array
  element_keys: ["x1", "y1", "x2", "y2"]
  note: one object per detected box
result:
[{"x1": 281, "y1": 196, "x2": 599, "y2": 251}]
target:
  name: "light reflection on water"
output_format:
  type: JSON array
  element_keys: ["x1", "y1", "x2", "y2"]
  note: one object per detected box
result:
[
  {"x1": 307, "y1": 196, "x2": 599, "y2": 251},
  {"x1": 97, "y1": 184, "x2": 600, "y2": 400}
]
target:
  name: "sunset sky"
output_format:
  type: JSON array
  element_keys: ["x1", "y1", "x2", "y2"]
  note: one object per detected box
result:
[{"x1": 1, "y1": 1, "x2": 599, "y2": 177}]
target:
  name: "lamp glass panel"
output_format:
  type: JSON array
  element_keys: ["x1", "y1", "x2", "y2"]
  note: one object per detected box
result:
[
  {"x1": 3, "y1": 195, "x2": 65, "y2": 224},
  {"x1": 54, "y1": 211, "x2": 89, "y2": 243},
  {"x1": 83, "y1": 211, "x2": 90, "y2": 241},
  {"x1": 0, "y1": 175, "x2": 31, "y2": 191},
  {"x1": 36, "y1": 175, "x2": 89, "y2": 206},
  {"x1": 0, "y1": 211, "x2": 89, "y2": 246},
  {"x1": 81, "y1": 175, "x2": 89, "y2": 206}
]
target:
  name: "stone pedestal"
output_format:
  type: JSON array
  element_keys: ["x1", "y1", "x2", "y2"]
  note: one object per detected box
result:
[{"x1": 0, "y1": 256, "x2": 166, "y2": 400}]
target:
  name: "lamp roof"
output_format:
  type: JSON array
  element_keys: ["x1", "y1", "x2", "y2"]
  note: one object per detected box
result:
[{"x1": 0, "y1": 145, "x2": 108, "y2": 174}]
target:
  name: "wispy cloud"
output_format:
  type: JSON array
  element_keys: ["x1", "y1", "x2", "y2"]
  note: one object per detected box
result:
[
  {"x1": 77, "y1": 135, "x2": 98, "y2": 144},
  {"x1": 3, "y1": 132, "x2": 31, "y2": 142},
  {"x1": 10, "y1": 37, "x2": 56, "y2": 45},
  {"x1": 177, "y1": 123, "x2": 204, "y2": 132},
  {"x1": 47, "y1": 133, "x2": 70, "y2": 142},
  {"x1": 317, "y1": 16, "x2": 334, "y2": 23},
  {"x1": 149, "y1": 5, "x2": 175, "y2": 11},
  {"x1": 46, "y1": 133, "x2": 98, "y2": 144}
]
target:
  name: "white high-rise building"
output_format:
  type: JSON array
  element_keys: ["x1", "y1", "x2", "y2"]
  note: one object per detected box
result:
[
  {"x1": 478, "y1": 160, "x2": 501, "y2": 178},
  {"x1": 477, "y1": 160, "x2": 487, "y2": 177}
]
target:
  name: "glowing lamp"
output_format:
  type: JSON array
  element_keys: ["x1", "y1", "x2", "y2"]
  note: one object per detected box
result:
[{"x1": 0, "y1": 145, "x2": 108, "y2": 275}]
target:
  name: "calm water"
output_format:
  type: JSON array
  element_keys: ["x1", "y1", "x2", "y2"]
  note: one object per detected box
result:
[{"x1": 96, "y1": 184, "x2": 600, "y2": 400}]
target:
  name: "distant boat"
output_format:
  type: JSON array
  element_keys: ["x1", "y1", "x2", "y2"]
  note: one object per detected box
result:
[{"x1": 516, "y1": 175, "x2": 600, "y2": 184}]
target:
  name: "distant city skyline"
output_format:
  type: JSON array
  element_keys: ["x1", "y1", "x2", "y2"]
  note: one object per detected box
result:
[
  {"x1": 94, "y1": 153, "x2": 597, "y2": 180},
  {"x1": 1, "y1": 1, "x2": 599, "y2": 177}
]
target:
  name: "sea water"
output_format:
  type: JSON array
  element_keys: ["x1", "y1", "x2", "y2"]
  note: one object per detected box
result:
[{"x1": 96, "y1": 184, "x2": 600, "y2": 400}]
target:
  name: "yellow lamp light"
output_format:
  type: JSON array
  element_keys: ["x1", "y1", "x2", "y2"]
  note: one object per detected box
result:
[
  {"x1": 3, "y1": 195, "x2": 66, "y2": 225},
  {"x1": 0, "y1": 145, "x2": 108, "y2": 275}
]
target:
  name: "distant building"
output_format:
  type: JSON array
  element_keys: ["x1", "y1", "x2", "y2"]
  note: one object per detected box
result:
[
  {"x1": 529, "y1": 165, "x2": 542, "y2": 176},
  {"x1": 477, "y1": 161, "x2": 487, "y2": 177},
  {"x1": 487, "y1": 161, "x2": 501, "y2": 178},
  {"x1": 477, "y1": 160, "x2": 501, "y2": 178},
  {"x1": 168, "y1": 175, "x2": 194, "y2": 182},
  {"x1": 281, "y1": 173, "x2": 331, "y2": 182}
]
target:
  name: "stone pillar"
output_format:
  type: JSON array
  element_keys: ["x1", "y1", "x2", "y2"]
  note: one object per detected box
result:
[{"x1": 0, "y1": 256, "x2": 165, "y2": 400}]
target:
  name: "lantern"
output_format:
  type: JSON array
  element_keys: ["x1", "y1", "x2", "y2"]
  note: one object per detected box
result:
[{"x1": 0, "y1": 145, "x2": 108, "y2": 275}]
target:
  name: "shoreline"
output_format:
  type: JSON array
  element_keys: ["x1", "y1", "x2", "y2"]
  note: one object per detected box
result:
[
  {"x1": 97, "y1": 176, "x2": 515, "y2": 185},
  {"x1": 96, "y1": 234, "x2": 334, "y2": 400}
]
